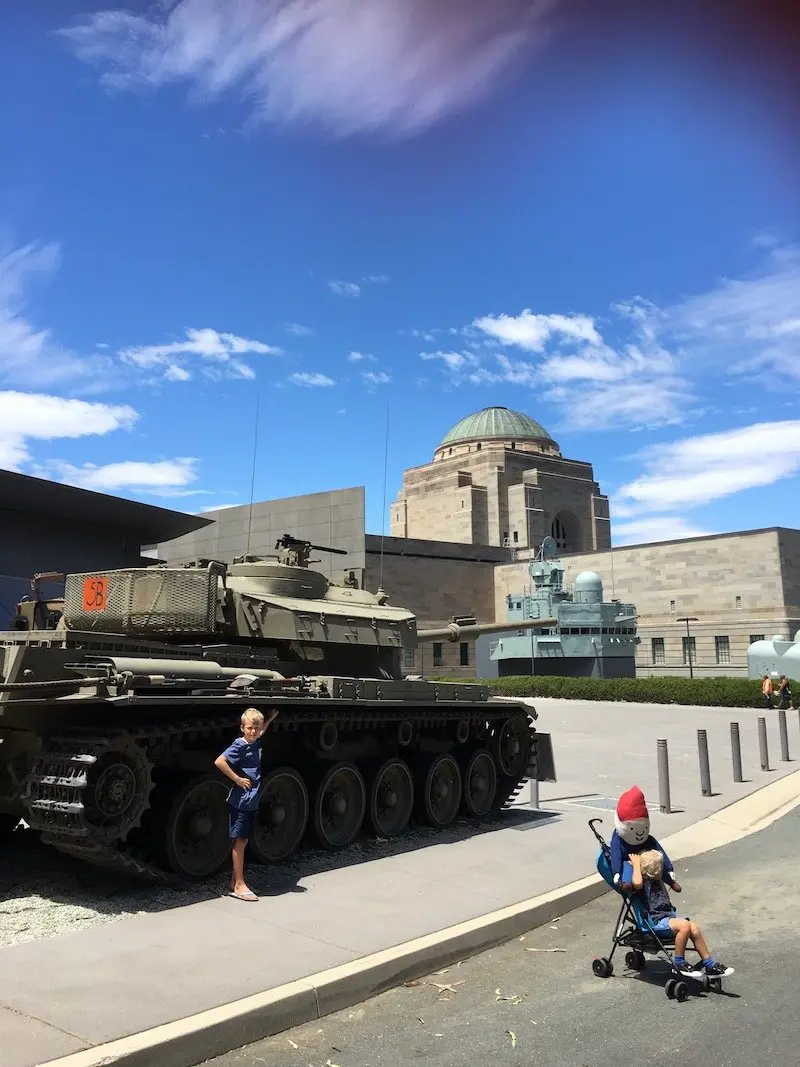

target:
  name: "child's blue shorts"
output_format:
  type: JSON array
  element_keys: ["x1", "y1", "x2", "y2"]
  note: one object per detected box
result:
[
  {"x1": 228, "y1": 805, "x2": 256, "y2": 840},
  {"x1": 652, "y1": 914, "x2": 690, "y2": 933}
]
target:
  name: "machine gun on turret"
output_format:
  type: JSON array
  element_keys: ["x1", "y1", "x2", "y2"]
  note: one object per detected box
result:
[{"x1": 273, "y1": 533, "x2": 348, "y2": 568}]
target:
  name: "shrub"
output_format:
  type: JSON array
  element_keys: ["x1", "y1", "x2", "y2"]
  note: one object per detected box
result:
[{"x1": 432, "y1": 674, "x2": 766, "y2": 707}]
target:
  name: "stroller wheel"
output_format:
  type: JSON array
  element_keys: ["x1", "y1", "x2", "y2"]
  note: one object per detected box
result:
[
  {"x1": 665, "y1": 979, "x2": 676, "y2": 999},
  {"x1": 709, "y1": 978, "x2": 723, "y2": 994},
  {"x1": 625, "y1": 950, "x2": 645, "y2": 971},
  {"x1": 674, "y1": 981, "x2": 689, "y2": 1002},
  {"x1": 702, "y1": 973, "x2": 711, "y2": 993},
  {"x1": 592, "y1": 957, "x2": 613, "y2": 978}
]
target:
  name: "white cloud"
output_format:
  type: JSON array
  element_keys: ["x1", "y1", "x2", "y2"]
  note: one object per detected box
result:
[
  {"x1": 612, "y1": 516, "x2": 716, "y2": 546},
  {"x1": 0, "y1": 241, "x2": 109, "y2": 390},
  {"x1": 615, "y1": 421, "x2": 800, "y2": 516},
  {"x1": 474, "y1": 310, "x2": 602, "y2": 351},
  {"x1": 362, "y1": 274, "x2": 390, "y2": 283},
  {"x1": 46, "y1": 458, "x2": 199, "y2": 496},
  {"x1": 361, "y1": 370, "x2": 391, "y2": 385},
  {"x1": 60, "y1": 0, "x2": 553, "y2": 139},
  {"x1": 0, "y1": 391, "x2": 138, "y2": 470},
  {"x1": 347, "y1": 350, "x2": 376, "y2": 363},
  {"x1": 328, "y1": 280, "x2": 361, "y2": 298},
  {"x1": 285, "y1": 322, "x2": 314, "y2": 336},
  {"x1": 289, "y1": 371, "x2": 335, "y2": 387},
  {"x1": 118, "y1": 327, "x2": 281, "y2": 381}
]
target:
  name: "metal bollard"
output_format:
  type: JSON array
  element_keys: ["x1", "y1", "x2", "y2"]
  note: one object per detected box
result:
[
  {"x1": 758, "y1": 716, "x2": 770, "y2": 771},
  {"x1": 730, "y1": 722, "x2": 743, "y2": 783},
  {"x1": 529, "y1": 775, "x2": 540, "y2": 811},
  {"x1": 778, "y1": 708, "x2": 790, "y2": 762},
  {"x1": 697, "y1": 729, "x2": 712, "y2": 796},
  {"x1": 657, "y1": 738, "x2": 672, "y2": 813}
]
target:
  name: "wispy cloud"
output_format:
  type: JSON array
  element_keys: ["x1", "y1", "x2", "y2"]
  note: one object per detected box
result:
[
  {"x1": 361, "y1": 370, "x2": 391, "y2": 386},
  {"x1": 362, "y1": 274, "x2": 390, "y2": 284},
  {"x1": 614, "y1": 421, "x2": 800, "y2": 516},
  {"x1": 612, "y1": 516, "x2": 716, "y2": 547},
  {"x1": 0, "y1": 390, "x2": 138, "y2": 470},
  {"x1": 328, "y1": 280, "x2": 361, "y2": 298},
  {"x1": 60, "y1": 0, "x2": 553, "y2": 139},
  {"x1": 41, "y1": 458, "x2": 201, "y2": 497},
  {"x1": 419, "y1": 244, "x2": 800, "y2": 432},
  {"x1": 347, "y1": 350, "x2": 376, "y2": 363},
  {"x1": 0, "y1": 241, "x2": 113, "y2": 390},
  {"x1": 118, "y1": 327, "x2": 281, "y2": 381},
  {"x1": 285, "y1": 322, "x2": 314, "y2": 336},
  {"x1": 289, "y1": 371, "x2": 335, "y2": 387}
]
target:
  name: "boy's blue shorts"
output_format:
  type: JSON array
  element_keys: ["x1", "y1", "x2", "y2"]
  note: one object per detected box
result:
[
  {"x1": 652, "y1": 914, "x2": 690, "y2": 933},
  {"x1": 228, "y1": 805, "x2": 256, "y2": 840}
]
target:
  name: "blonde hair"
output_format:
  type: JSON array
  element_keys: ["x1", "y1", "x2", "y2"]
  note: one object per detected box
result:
[
  {"x1": 639, "y1": 849, "x2": 663, "y2": 881},
  {"x1": 241, "y1": 708, "x2": 264, "y2": 726}
]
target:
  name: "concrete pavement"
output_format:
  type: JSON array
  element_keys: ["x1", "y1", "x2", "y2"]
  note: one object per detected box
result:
[
  {"x1": 202, "y1": 805, "x2": 800, "y2": 1067},
  {"x1": 0, "y1": 699, "x2": 798, "y2": 1067}
]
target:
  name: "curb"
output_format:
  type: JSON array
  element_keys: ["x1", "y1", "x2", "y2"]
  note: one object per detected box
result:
[{"x1": 40, "y1": 769, "x2": 800, "y2": 1067}]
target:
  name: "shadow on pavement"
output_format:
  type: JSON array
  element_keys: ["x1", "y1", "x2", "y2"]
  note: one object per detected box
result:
[{"x1": 0, "y1": 806, "x2": 561, "y2": 944}]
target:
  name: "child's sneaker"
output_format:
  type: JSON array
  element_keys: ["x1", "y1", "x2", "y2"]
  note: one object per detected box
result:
[{"x1": 704, "y1": 961, "x2": 732, "y2": 977}]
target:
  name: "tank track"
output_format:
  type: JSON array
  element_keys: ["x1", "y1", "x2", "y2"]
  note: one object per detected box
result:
[{"x1": 22, "y1": 705, "x2": 537, "y2": 884}]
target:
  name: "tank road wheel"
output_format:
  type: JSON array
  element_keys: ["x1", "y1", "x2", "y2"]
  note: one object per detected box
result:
[
  {"x1": 368, "y1": 759, "x2": 414, "y2": 838},
  {"x1": 162, "y1": 773, "x2": 230, "y2": 879},
  {"x1": 462, "y1": 748, "x2": 498, "y2": 818},
  {"x1": 491, "y1": 715, "x2": 531, "y2": 779},
  {"x1": 82, "y1": 736, "x2": 153, "y2": 842},
  {"x1": 416, "y1": 754, "x2": 462, "y2": 828},
  {"x1": 250, "y1": 768, "x2": 309, "y2": 864},
  {"x1": 313, "y1": 762, "x2": 366, "y2": 850}
]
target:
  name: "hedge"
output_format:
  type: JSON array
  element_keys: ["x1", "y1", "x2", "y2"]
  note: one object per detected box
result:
[{"x1": 431, "y1": 674, "x2": 786, "y2": 708}]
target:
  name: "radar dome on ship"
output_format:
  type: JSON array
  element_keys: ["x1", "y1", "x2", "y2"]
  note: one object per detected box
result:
[{"x1": 574, "y1": 570, "x2": 603, "y2": 604}]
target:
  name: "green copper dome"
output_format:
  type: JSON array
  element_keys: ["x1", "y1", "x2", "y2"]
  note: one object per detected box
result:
[{"x1": 440, "y1": 406, "x2": 552, "y2": 446}]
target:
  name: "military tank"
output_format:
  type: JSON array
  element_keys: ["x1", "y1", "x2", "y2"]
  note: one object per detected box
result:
[{"x1": 0, "y1": 535, "x2": 555, "y2": 883}]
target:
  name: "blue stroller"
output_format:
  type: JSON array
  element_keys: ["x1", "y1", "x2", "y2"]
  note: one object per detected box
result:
[{"x1": 588, "y1": 818, "x2": 729, "y2": 1001}]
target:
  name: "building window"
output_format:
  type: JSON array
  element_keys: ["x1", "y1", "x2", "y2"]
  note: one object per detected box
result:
[
  {"x1": 513, "y1": 531, "x2": 519, "y2": 543},
  {"x1": 432, "y1": 642, "x2": 443, "y2": 667},
  {"x1": 511, "y1": 442, "x2": 516, "y2": 450},
  {"x1": 403, "y1": 648, "x2": 415, "y2": 668},
  {"x1": 750, "y1": 635, "x2": 765, "y2": 645},
  {"x1": 651, "y1": 638, "x2": 665, "y2": 665},
  {"x1": 682, "y1": 636, "x2": 696, "y2": 665},
  {"x1": 669, "y1": 599, "x2": 675, "y2": 613},
  {"x1": 735, "y1": 596, "x2": 742, "y2": 609},
  {"x1": 715, "y1": 636, "x2": 730, "y2": 665},
  {"x1": 459, "y1": 642, "x2": 469, "y2": 667},
  {"x1": 476, "y1": 442, "x2": 481, "y2": 451}
]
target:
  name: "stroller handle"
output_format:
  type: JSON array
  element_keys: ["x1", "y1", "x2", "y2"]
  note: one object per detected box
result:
[{"x1": 588, "y1": 817, "x2": 607, "y2": 846}]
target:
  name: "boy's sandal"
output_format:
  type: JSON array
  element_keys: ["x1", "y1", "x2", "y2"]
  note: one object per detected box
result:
[{"x1": 230, "y1": 889, "x2": 258, "y2": 901}]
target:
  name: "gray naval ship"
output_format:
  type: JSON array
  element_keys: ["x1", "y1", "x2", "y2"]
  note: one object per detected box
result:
[{"x1": 476, "y1": 537, "x2": 639, "y2": 679}]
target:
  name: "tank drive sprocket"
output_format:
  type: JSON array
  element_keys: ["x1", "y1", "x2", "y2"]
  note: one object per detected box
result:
[{"x1": 24, "y1": 732, "x2": 154, "y2": 844}]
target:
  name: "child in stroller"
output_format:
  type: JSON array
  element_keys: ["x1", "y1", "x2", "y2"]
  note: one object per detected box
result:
[{"x1": 589, "y1": 818, "x2": 734, "y2": 1000}]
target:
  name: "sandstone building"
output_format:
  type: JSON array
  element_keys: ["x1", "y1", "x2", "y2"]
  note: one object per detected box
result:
[{"x1": 391, "y1": 406, "x2": 611, "y2": 553}]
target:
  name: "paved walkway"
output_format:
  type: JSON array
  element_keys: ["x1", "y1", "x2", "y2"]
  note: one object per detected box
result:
[{"x1": 1, "y1": 700, "x2": 797, "y2": 1067}]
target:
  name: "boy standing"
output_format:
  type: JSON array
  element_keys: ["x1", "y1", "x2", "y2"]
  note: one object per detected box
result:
[{"x1": 214, "y1": 707, "x2": 278, "y2": 901}]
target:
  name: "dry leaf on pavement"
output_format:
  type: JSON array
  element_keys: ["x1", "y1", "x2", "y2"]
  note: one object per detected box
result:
[{"x1": 507, "y1": 1030, "x2": 517, "y2": 1048}]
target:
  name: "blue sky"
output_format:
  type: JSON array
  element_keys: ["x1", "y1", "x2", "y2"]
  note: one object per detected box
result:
[{"x1": 1, "y1": 0, "x2": 798, "y2": 545}]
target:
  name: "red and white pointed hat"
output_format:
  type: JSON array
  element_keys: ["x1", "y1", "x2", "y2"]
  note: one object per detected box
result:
[{"x1": 616, "y1": 785, "x2": 648, "y2": 823}]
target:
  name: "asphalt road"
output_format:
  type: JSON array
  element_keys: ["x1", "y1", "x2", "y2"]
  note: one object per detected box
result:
[{"x1": 201, "y1": 807, "x2": 800, "y2": 1067}]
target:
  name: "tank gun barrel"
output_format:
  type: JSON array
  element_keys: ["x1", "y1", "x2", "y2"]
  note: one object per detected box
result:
[{"x1": 417, "y1": 616, "x2": 558, "y2": 643}]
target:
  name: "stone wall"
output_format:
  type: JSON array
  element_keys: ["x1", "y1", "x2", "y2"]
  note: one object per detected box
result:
[
  {"x1": 778, "y1": 528, "x2": 800, "y2": 623},
  {"x1": 364, "y1": 536, "x2": 507, "y2": 679}
]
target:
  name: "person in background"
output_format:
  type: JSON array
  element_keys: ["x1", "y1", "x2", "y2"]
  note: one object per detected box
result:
[
  {"x1": 761, "y1": 674, "x2": 773, "y2": 710},
  {"x1": 778, "y1": 675, "x2": 792, "y2": 710}
]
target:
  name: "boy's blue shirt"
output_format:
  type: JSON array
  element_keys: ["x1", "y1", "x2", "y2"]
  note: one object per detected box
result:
[
  {"x1": 220, "y1": 736, "x2": 263, "y2": 811},
  {"x1": 610, "y1": 829, "x2": 675, "y2": 884}
]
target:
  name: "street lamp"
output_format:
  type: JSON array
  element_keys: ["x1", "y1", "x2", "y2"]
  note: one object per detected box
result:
[{"x1": 677, "y1": 616, "x2": 698, "y2": 679}]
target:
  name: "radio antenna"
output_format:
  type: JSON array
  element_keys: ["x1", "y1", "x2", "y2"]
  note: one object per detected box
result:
[
  {"x1": 378, "y1": 400, "x2": 389, "y2": 593},
  {"x1": 245, "y1": 389, "x2": 260, "y2": 555}
]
